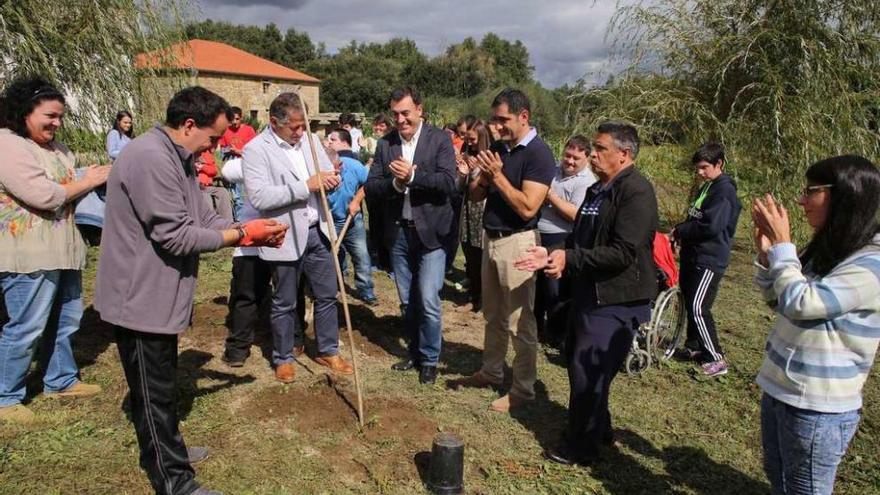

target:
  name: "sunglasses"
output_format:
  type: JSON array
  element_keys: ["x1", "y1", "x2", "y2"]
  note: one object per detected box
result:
[{"x1": 802, "y1": 184, "x2": 833, "y2": 196}]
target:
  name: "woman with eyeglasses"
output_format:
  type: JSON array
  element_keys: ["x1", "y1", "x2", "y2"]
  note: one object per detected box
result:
[
  {"x1": 0, "y1": 76, "x2": 110, "y2": 424},
  {"x1": 752, "y1": 155, "x2": 880, "y2": 494}
]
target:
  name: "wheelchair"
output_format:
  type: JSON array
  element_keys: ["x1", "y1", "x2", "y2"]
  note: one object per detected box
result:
[{"x1": 623, "y1": 272, "x2": 687, "y2": 376}]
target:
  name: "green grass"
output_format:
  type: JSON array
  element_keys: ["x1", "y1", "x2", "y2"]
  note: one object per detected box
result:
[{"x1": 0, "y1": 151, "x2": 877, "y2": 494}]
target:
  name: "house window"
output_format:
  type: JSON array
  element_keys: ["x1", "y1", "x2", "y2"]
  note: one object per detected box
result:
[
  {"x1": 262, "y1": 80, "x2": 270, "y2": 94},
  {"x1": 250, "y1": 110, "x2": 258, "y2": 121}
]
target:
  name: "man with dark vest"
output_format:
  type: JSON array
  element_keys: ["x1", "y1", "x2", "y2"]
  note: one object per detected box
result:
[
  {"x1": 516, "y1": 122, "x2": 659, "y2": 465},
  {"x1": 364, "y1": 86, "x2": 457, "y2": 384}
]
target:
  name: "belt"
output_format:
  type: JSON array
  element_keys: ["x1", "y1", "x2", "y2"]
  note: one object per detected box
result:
[
  {"x1": 484, "y1": 228, "x2": 532, "y2": 239},
  {"x1": 398, "y1": 219, "x2": 417, "y2": 228}
]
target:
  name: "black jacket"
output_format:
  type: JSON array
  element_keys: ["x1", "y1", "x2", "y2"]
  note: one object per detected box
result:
[
  {"x1": 364, "y1": 124, "x2": 457, "y2": 250},
  {"x1": 674, "y1": 173, "x2": 741, "y2": 271},
  {"x1": 566, "y1": 165, "x2": 659, "y2": 306}
]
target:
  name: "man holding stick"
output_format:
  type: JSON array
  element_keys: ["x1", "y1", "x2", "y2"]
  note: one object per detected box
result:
[
  {"x1": 243, "y1": 92, "x2": 354, "y2": 383},
  {"x1": 365, "y1": 86, "x2": 457, "y2": 385}
]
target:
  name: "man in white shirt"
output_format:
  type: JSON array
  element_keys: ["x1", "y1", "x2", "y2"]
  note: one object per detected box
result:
[
  {"x1": 242, "y1": 92, "x2": 355, "y2": 383},
  {"x1": 338, "y1": 112, "x2": 362, "y2": 154}
]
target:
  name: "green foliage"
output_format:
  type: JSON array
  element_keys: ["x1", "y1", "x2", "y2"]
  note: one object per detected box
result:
[
  {"x1": 185, "y1": 20, "x2": 318, "y2": 69},
  {"x1": 0, "y1": 0, "x2": 192, "y2": 153},
  {"x1": 184, "y1": 22, "x2": 561, "y2": 125},
  {"x1": 578, "y1": 0, "x2": 880, "y2": 208}
]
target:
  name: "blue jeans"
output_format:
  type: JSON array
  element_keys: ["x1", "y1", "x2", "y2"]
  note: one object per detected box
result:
[
  {"x1": 335, "y1": 214, "x2": 375, "y2": 300},
  {"x1": 761, "y1": 393, "x2": 860, "y2": 495},
  {"x1": 0, "y1": 270, "x2": 84, "y2": 406},
  {"x1": 390, "y1": 225, "x2": 446, "y2": 366}
]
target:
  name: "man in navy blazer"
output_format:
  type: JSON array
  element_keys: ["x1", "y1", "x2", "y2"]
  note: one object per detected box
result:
[{"x1": 365, "y1": 87, "x2": 457, "y2": 384}]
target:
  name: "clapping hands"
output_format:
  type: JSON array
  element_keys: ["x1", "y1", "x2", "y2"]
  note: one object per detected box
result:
[
  {"x1": 514, "y1": 246, "x2": 567, "y2": 279},
  {"x1": 752, "y1": 194, "x2": 791, "y2": 265}
]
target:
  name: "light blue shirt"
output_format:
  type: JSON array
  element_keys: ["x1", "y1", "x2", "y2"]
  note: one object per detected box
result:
[
  {"x1": 106, "y1": 129, "x2": 132, "y2": 161},
  {"x1": 328, "y1": 156, "x2": 368, "y2": 222},
  {"x1": 538, "y1": 165, "x2": 596, "y2": 234}
]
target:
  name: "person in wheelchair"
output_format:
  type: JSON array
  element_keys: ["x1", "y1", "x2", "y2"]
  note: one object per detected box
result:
[{"x1": 671, "y1": 142, "x2": 741, "y2": 377}]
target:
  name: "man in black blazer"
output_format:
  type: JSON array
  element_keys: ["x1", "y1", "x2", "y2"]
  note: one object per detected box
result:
[{"x1": 364, "y1": 86, "x2": 457, "y2": 384}]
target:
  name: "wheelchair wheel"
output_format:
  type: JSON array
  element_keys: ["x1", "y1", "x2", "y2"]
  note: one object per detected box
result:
[
  {"x1": 652, "y1": 286, "x2": 686, "y2": 361},
  {"x1": 625, "y1": 349, "x2": 651, "y2": 376}
]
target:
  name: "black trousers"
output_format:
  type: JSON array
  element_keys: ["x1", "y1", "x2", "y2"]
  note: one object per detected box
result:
[
  {"x1": 566, "y1": 300, "x2": 650, "y2": 459},
  {"x1": 115, "y1": 326, "x2": 198, "y2": 495},
  {"x1": 365, "y1": 197, "x2": 391, "y2": 272},
  {"x1": 224, "y1": 255, "x2": 273, "y2": 361},
  {"x1": 535, "y1": 232, "x2": 569, "y2": 335},
  {"x1": 460, "y1": 243, "x2": 482, "y2": 304},
  {"x1": 679, "y1": 262, "x2": 725, "y2": 362}
]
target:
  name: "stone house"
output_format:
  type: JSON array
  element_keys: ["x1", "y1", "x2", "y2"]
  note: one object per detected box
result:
[{"x1": 135, "y1": 39, "x2": 320, "y2": 126}]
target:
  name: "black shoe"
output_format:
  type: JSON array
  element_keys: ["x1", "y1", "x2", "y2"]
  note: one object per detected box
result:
[
  {"x1": 419, "y1": 365, "x2": 437, "y2": 384},
  {"x1": 544, "y1": 444, "x2": 593, "y2": 466},
  {"x1": 221, "y1": 353, "x2": 247, "y2": 368},
  {"x1": 391, "y1": 358, "x2": 418, "y2": 371}
]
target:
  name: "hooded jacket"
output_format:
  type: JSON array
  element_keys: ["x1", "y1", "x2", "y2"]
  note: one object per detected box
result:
[{"x1": 675, "y1": 173, "x2": 742, "y2": 271}]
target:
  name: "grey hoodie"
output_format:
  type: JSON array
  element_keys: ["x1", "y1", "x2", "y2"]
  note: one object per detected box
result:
[{"x1": 95, "y1": 126, "x2": 234, "y2": 334}]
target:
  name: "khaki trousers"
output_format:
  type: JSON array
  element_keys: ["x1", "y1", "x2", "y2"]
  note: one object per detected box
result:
[{"x1": 479, "y1": 229, "x2": 539, "y2": 400}]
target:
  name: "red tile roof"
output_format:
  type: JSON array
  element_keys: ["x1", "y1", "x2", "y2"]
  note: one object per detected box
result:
[{"x1": 135, "y1": 39, "x2": 320, "y2": 83}]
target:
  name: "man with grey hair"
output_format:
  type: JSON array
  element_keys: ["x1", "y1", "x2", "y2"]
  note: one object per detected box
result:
[
  {"x1": 243, "y1": 92, "x2": 354, "y2": 383},
  {"x1": 516, "y1": 121, "x2": 659, "y2": 466}
]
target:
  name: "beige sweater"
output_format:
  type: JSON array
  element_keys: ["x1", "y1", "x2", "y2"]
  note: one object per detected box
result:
[{"x1": 0, "y1": 129, "x2": 86, "y2": 273}]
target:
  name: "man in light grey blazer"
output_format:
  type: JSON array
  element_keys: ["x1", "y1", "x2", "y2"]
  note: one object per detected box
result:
[{"x1": 242, "y1": 92, "x2": 353, "y2": 383}]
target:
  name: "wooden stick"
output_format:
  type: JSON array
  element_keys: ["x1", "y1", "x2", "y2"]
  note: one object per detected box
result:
[
  {"x1": 333, "y1": 213, "x2": 354, "y2": 255},
  {"x1": 293, "y1": 90, "x2": 365, "y2": 428}
]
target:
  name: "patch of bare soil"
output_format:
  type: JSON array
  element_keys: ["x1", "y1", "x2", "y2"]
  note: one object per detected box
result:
[{"x1": 241, "y1": 375, "x2": 437, "y2": 485}]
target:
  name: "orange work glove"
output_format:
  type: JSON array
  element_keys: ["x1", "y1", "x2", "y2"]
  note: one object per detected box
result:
[{"x1": 238, "y1": 219, "x2": 287, "y2": 247}]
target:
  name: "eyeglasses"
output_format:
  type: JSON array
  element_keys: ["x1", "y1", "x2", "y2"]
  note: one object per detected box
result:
[{"x1": 802, "y1": 184, "x2": 833, "y2": 196}]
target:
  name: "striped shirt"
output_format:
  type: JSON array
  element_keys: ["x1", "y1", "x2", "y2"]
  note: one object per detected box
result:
[{"x1": 755, "y1": 235, "x2": 880, "y2": 413}]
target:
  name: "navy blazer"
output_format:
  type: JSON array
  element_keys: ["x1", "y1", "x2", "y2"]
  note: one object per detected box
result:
[{"x1": 364, "y1": 123, "x2": 457, "y2": 250}]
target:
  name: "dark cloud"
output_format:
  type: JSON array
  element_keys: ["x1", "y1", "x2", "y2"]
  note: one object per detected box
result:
[{"x1": 193, "y1": 0, "x2": 617, "y2": 88}]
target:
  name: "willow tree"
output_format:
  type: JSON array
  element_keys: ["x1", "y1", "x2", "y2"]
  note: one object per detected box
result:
[
  {"x1": 0, "y1": 0, "x2": 191, "y2": 152},
  {"x1": 575, "y1": 0, "x2": 880, "y2": 200}
]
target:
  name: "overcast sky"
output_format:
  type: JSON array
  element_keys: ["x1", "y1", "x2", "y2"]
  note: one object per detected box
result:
[{"x1": 193, "y1": 0, "x2": 620, "y2": 88}]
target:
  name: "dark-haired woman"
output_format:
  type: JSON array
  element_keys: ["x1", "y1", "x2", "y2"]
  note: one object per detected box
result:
[
  {"x1": 753, "y1": 155, "x2": 880, "y2": 495},
  {"x1": 0, "y1": 77, "x2": 110, "y2": 424},
  {"x1": 457, "y1": 119, "x2": 491, "y2": 310},
  {"x1": 106, "y1": 110, "x2": 134, "y2": 161}
]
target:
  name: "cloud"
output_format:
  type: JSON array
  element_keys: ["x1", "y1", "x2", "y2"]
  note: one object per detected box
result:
[
  {"x1": 201, "y1": 0, "x2": 309, "y2": 7},
  {"x1": 193, "y1": 0, "x2": 619, "y2": 88}
]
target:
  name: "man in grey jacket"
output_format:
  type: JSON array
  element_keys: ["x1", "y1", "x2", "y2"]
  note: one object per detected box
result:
[
  {"x1": 95, "y1": 87, "x2": 286, "y2": 495},
  {"x1": 242, "y1": 92, "x2": 354, "y2": 383}
]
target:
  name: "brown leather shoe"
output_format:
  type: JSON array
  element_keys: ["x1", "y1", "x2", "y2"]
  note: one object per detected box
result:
[
  {"x1": 314, "y1": 355, "x2": 354, "y2": 375},
  {"x1": 446, "y1": 371, "x2": 501, "y2": 390},
  {"x1": 293, "y1": 345, "x2": 305, "y2": 358},
  {"x1": 275, "y1": 363, "x2": 295, "y2": 383},
  {"x1": 489, "y1": 393, "x2": 532, "y2": 413}
]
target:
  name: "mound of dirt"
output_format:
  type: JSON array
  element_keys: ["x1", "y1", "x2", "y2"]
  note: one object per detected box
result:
[{"x1": 240, "y1": 375, "x2": 439, "y2": 485}]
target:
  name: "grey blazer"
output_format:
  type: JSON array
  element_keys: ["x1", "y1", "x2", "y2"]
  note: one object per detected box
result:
[{"x1": 242, "y1": 127, "x2": 334, "y2": 261}]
